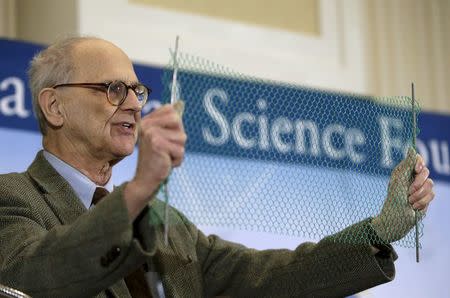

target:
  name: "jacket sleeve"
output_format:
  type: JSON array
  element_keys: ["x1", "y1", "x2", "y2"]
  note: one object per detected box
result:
[
  {"x1": 177, "y1": 210, "x2": 396, "y2": 297},
  {"x1": 0, "y1": 179, "x2": 155, "y2": 298}
]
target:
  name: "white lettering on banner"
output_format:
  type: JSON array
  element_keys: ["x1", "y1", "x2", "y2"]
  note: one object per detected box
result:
[
  {"x1": 346, "y1": 128, "x2": 366, "y2": 163},
  {"x1": 377, "y1": 117, "x2": 450, "y2": 176},
  {"x1": 202, "y1": 88, "x2": 366, "y2": 163},
  {"x1": 271, "y1": 117, "x2": 293, "y2": 153},
  {"x1": 232, "y1": 112, "x2": 256, "y2": 149},
  {"x1": 201, "y1": 87, "x2": 450, "y2": 176},
  {"x1": 322, "y1": 124, "x2": 346, "y2": 160},
  {"x1": 415, "y1": 139, "x2": 450, "y2": 176},
  {"x1": 0, "y1": 77, "x2": 30, "y2": 118},
  {"x1": 416, "y1": 138, "x2": 429, "y2": 165},
  {"x1": 295, "y1": 120, "x2": 320, "y2": 156},
  {"x1": 378, "y1": 116, "x2": 409, "y2": 168},
  {"x1": 203, "y1": 88, "x2": 230, "y2": 145},
  {"x1": 257, "y1": 99, "x2": 270, "y2": 150},
  {"x1": 429, "y1": 140, "x2": 450, "y2": 175}
]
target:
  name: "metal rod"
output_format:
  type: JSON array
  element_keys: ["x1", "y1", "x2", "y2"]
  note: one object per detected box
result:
[
  {"x1": 164, "y1": 35, "x2": 180, "y2": 246},
  {"x1": 170, "y1": 36, "x2": 180, "y2": 105},
  {"x1": 163, "y1": 179, "x2": 169, "y2": 246},
  {"x1": 412, "y1": 82, "x2": 419, "y2": 263}
]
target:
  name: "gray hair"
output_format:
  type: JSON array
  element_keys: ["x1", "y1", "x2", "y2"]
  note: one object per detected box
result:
[{"x1": 28, "y1": 36, "x2": 100, "y2": 134}]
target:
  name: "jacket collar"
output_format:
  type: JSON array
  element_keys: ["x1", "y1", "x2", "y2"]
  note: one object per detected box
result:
[{"x1": 27, "y1": 150, "x2": 87, "y2": 224}]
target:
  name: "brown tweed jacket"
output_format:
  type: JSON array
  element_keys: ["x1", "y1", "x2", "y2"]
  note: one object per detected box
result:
[{"x1": 0, "y1": 151, "x2": 396, "y2": 297}]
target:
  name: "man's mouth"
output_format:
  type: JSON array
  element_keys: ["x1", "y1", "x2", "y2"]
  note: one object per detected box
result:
[
  {"x1": 115, "y1": 121, "x2": 136, "y2": 133},
  {"x1": 121, "y1": 122, "x2": 134, "y2": 129}
]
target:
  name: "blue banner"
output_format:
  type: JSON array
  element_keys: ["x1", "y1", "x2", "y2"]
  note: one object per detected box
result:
[
  {"x1": 1, "y1": 38, "x2": 449, "y2": 183},
  {"x1": 169, "y1": 70, "x2": 415, "y2": 178}
]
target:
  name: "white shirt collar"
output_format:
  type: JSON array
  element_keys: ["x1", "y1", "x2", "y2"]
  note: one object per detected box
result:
[{"x1": 43, "y1": 150, "x2": 114, "y2": 209}]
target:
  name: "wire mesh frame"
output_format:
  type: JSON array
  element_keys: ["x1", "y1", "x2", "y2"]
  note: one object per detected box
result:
[{"x1": 158, "y1": 50, "x2": 422, "y2": 248}]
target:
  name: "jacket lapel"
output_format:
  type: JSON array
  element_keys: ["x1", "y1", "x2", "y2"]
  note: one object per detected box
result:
[
  {"x1": 27, "y1": 150, "x2": 200, "y2": 297},
  {"x1": 27, "y1": 150, "x2": 87, "y2": 224},
  {"x1": 26, "y1": 151, "x2": 134, "y2": 297}
]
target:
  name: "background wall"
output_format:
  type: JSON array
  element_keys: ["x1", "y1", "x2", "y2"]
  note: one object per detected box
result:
[
  {"x1": 366, "y1": 0, "x2": 450, "y2": 113},
  {"x1": 0, "y1": 0, "x2": 449, "y2": 297},
  {"x1": 1, "y1": 0, "x2": 448, "y2": 111}
]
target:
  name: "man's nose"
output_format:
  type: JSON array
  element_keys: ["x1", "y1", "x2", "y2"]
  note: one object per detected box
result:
[{"x1": 120, "y1": 88, "x2": 142, "y2": 112}]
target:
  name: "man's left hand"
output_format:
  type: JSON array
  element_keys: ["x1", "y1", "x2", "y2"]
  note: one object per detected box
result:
[{"x1": 372, "y1": 148, "x2": 435, "y2": 243}]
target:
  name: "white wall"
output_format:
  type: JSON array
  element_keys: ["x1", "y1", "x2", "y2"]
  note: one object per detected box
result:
[
  {"x1": 3, "y1": 0, "x2": 448, "y2": 112},
  {"x1": 1, "y1": 1, "x2": 449, "y2": 297},
  {"x1": 0, "y1": 0, "x2": 16, "y2": 38},
  {"x1": 15, "y1": 0, "x2": 77, "y2": 45},
  {"x1": 78, "y1": 0, "x2": 370, "y2": 94},
  {"x1": 366, "y1": 0, "x2": 450, "y2": 113}
]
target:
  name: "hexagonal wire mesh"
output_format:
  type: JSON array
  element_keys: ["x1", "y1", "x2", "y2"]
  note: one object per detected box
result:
[{"x1": 158, "y1": 50, "x2": 422, "y2": 249}]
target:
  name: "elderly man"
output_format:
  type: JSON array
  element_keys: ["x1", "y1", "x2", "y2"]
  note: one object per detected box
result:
[{"x1": 0, "y1": 37, "x2": 434, "y2": 298}]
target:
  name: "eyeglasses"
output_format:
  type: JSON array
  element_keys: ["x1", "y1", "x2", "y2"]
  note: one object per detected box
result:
[{"x1": 52, "y1": 80, "x2": 151, "y2": 107}]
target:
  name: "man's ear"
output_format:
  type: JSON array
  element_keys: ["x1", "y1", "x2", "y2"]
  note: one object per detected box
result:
[{"x1": 38, "y1": 88, "x2": 64, "y2": 128}]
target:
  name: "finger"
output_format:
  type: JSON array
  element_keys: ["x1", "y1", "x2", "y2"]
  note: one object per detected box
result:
[
  {"x1": 173, "y1": 100, "x2": 185, "y2": 117},
  {"x1": 155, "y1": 136, "x2": 185, "y2": 167},
  {"x1": 150, "y1": 126, "x2": 187, "y2": 145},
  {"x1": 155, "y1": 102, "x2": 184, "y2": 118},
  {"x1": 393, "y1": 147, "x2": 416, "y2": 175},
  {"x1": 143, "y1": 104, "x2": 180, "y2": 120},
  {"x1": 141, "y1": 110, "x2": 183, "y2": 130},
  {"x1": 141, "y1": 129, "x2": 185, "y2": 162},
  {"x1": 170, "y1": 145, "x2": 185, "y2": 167},
  {"x1": 138, "y1": 126, "x2": 186, "y2": 152},
  {"x1": 139, "y1": 124, "x2": 186, "y2": 156},
  {"x1": 412, "y1": 191, "x2": 435, "y2": 210},
  {"x1": 409, "y1": 178, "x2": 434, "y2": 203},
  {"x1": 415, "y1": 154, "x2": 425, "y2": 174},
  {"x1": 409, "y1": 166, "x2": 430, "y2": 194},
  {"x1": 143, "y1": 107, "x2": 181, "y2": 125},
  {"x1": 145, "y1": 103, "x2": 175, "y2": 116},
  {"x1": 420, "y1": 205, "x2": 428, "y2": 215},
  {"x1": 404, "y1": 147, "x2": 417, "y2": 170}
]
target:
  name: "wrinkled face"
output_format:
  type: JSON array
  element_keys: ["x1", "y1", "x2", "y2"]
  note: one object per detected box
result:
[{"x1": 57, "y1": 40, "x2": 141, "y2": 161}]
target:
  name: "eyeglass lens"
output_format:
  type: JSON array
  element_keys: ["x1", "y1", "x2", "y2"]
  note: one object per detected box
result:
[{"x1": 107, "y1": 81, "x2": 148, "y2": 106}]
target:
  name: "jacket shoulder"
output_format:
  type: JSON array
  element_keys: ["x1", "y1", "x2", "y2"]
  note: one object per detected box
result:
[{"x1": 0, "y1": 171, "x2": 37, "y2": 200}]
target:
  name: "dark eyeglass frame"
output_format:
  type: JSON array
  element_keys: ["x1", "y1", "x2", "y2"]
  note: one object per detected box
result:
[{"x1": 52, "y1": 80, "x2": 152, "y2": 107}]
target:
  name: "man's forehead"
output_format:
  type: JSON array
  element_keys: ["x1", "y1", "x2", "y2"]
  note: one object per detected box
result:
[
  {"x1": 71, "y1": 39, "x2": 137, "y2": 81},
  {"x1": 73, "y1": 40, "x2": 129, "y2": 64}
]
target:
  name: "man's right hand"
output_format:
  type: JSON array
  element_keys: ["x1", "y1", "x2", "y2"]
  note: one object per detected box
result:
[{"x1": 124, "y1": 101, "x2": 186, "y2": 219}]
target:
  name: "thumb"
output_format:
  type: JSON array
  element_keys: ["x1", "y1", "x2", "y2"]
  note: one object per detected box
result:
[
  {"x1": 403, "y1": 147, "x2": 417, "y2": 176},
  {"x1": 393, "y1": 147, "x2": 416, "y2": 178},
  {"x1": 173, "y1": 100, "x2": 185, "y2": 117},
  {"x1": 406, "y1": 147, "x2": 416, "y2": 164}
]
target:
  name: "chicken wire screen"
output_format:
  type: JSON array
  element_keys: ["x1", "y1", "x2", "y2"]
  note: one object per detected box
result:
[{"x1": 158, "y1": 52, "x2": 421, "y2": 248}]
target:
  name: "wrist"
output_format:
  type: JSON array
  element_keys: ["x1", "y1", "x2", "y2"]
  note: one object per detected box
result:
[
  {"x1": 370, "y1": 216, "x2": 391, "y2": 244},
  {"x1": 124, "y1": 179, "x2": 159, "y2": 220}
]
